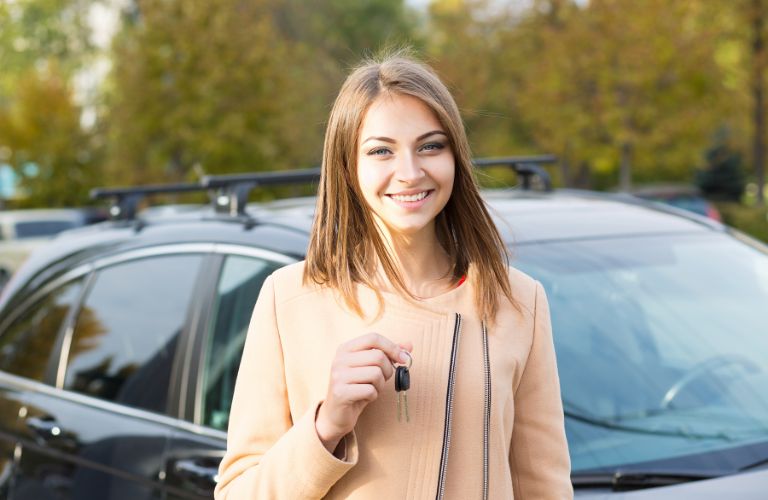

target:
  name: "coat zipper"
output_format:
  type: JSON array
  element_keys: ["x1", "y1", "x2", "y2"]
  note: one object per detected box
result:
[
  {"x1": 434, "y1": 316, "x2": 492, "y2": 500},
  {"x1": 436, "y1": 313, "x2": 462, "y2": 500},
  {"x1": 481, "y1": 321, "x2": 491, "y2": 500}
]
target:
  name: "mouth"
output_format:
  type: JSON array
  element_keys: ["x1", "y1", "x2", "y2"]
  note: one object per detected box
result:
[{"x1": 386, "y1": 190, "x2": 433, "y2": 203}]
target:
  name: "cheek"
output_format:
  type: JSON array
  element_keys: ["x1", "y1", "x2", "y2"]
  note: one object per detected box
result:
[
  {"x1": 446, "y1": 170, "x2": 456, "y2": 195},
  {"x1": 357, "y1": 162, "x2": 386, "y2": 201},
  {"x1": 437, "y1": 164, "x2": 456, "y2": 200}
]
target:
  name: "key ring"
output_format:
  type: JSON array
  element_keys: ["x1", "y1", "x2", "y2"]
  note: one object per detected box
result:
[{"x1": 399, "y1": 350, "x2": 413, "y2": 369}]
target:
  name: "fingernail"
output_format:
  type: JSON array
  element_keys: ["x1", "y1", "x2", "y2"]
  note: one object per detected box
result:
[{"x1": 399, "y1": 351, "x2": 409, "y2": 363}]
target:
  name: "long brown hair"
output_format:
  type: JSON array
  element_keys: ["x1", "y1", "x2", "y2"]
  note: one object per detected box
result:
[{"x1": 304, "y1": 51, "x2": 514, "y2": 321}]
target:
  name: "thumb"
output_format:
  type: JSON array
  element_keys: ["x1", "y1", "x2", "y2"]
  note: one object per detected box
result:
[{"x1": 398, "y1": 342, "x2": 414, "y2": 354}]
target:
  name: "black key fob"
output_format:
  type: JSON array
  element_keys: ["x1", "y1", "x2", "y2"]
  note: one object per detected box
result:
[{"x1": 395, "y1": 365, "x2": 410, "y2": 392}]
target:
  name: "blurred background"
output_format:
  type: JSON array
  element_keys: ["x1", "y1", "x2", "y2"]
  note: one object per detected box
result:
[{"x1": 0, "y1": 0, "x2": 767, "y2": 239}]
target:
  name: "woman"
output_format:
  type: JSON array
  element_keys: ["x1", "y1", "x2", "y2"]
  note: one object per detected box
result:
[{"x1": 215, "y1": 53, "x2": 572, "y2": 499}]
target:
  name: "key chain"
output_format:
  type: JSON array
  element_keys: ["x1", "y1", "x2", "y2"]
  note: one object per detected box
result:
[{"x1": 395, "y1": 351, "x2": 412, "y2": 422}]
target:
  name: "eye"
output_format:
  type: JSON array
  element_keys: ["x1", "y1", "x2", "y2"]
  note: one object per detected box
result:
[
  {"x1": 367, "y1": 146, "x2": 392, "y2": 156},
  {"x1": 419, "y1": 142, "x2": 446, "y2": 152}
]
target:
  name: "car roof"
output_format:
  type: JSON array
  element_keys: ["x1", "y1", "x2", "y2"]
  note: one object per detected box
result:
[
  {"x1": 482, "y1": 189, "x2": 723, "y2": 244},
  {"x1": 241, "y1": 188, "x2": 724, "y2": 245},
  {"x1": 0, "y1": 186, "x2": 726, "y2": 310},
  {"x1": 46, "y1": 187, "x2": 726, "y2": 252},
  {"x1": 0, "y1": 208, "x2": 86, "y2": 222}
]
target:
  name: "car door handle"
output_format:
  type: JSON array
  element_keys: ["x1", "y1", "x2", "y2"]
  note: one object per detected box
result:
[
  {"x1": 25, "y1": 415, "x2": 63, "y2": 440},
  {"x1": 172, "y1": 458, "x2": 218, "y2": 484}
]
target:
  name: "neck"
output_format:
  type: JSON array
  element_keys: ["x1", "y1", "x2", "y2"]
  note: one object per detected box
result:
[{"x1": 376, "y1": 222, "x2": 454, "y2": 298}]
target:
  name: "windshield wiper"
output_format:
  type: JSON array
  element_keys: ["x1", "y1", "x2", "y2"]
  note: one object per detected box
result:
[
  {"x1": 572, "y1": 471, "x2": 719, "y2": 491},
  {"x1": 740, "y1": 457, "x2": 768, "y2": 471},
  {"x1": 563, "y1": 401, "x2": 764, "y2": 441}
]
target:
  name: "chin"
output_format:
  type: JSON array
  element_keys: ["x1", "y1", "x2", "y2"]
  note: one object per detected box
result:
[{"x1": 383, "y1": 220, "x2": 434, "y2": 237}]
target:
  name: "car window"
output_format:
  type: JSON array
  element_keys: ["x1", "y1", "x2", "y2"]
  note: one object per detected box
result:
[
  {"x1": 201, "y1": 255, "x2": 278, "y2": 430},
  {"x1": 64, "y1": 254, "x2": 203, "y2": 414},
  {"x1": 0, "y1": 279, "x2": 83, "y2": 381},
  {"x1": 14, "y1": 220, "x2": 78, "y2": 239}
]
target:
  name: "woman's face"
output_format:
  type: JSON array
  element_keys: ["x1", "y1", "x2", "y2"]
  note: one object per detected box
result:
[{"x1": 356, "y1": 93, "x2": 455, "y2": 239}]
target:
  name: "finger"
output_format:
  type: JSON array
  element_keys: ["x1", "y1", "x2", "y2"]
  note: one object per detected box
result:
[
  {"x1": 346, "y1": 384, "x2": 379, "y2": 403},
  {"x1": 398, "y1": 342, "x2": 413, "y2": 353},
  {"x1": 344, "y1": 333, "x2": 408, "y2": 364},
  {"x1": 342, "y1": 366, "x2": 387, "y2": 392},
  {"x1": 345, "y1": 349, "x2": 394, "y2": 380}
]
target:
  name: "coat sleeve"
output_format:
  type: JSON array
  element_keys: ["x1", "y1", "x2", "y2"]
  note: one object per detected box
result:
[
  {"x1": 509, "y1": 281, "x2": 573, "y2": 499},
  {"x1": 214, "y1": 275, "x2": 358, "y2": 499}
]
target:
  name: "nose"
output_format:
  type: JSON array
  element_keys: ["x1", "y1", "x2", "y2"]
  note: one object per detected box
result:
[{"x1": 394, "y1": 152, "x2": 425, "y2": 184}]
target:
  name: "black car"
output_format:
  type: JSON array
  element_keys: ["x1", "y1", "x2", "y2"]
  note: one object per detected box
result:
[
  {"x1": 1, "y1": 160, "x2": 767, "y2": 499},
  {"x1": 630, "y1": 184, "x2": 723, "y2": 221}
]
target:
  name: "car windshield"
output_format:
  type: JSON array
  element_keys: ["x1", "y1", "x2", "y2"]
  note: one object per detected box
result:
[
  {"x1": 514, "y1": 232, "x2": 768, "y2": 473},
  {"x1": 14, "y1": 220, "x2": 78, "y2": 239}
]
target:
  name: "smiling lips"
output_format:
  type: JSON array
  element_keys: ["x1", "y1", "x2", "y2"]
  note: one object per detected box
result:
[{"x1": 387, "y1": 190, "x2": 433, "y2": 203}]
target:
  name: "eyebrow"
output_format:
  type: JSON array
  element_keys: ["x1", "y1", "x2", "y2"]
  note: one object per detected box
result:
[{"x1": 361, "y1": 130, "x2": 447, "y2": 145}]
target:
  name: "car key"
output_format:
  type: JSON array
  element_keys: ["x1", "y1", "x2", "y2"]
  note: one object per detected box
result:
[{"x1": 395, "y1": 352, "x2": 412, "y2": 422}]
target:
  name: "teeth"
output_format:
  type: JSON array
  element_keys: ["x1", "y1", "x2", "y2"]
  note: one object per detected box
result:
[{"x1": 391, "y1": 191, "x2": 429, "y2": 202}]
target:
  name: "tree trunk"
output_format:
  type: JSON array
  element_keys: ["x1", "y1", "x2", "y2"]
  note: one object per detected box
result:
[
  {"x1": 559, "y1": 159, "x2": 571, "y2": 188},
  {"x1": 753, "y1": 0, "x2": 766, "y2": 206},
  {"x1": 559, "y1": 143, "x2": 572, "y2": 187},
  {"x1": 575, "y1": 161, "x2": 591, "y2": 189},
  {"x1": 619, "y1": 141, "x2": 633, "y2": 192}
]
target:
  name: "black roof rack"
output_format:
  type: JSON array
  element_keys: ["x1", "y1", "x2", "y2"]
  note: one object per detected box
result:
[
  {"x1": 90, "y1": 182, "x2": 206, "y2": 221},
  {"x1": 91, "y1": 155, "x2": 556, "y2": 221},
  {"x1": 199, "y1": 156, "x2": 556, "y2": 215},
  {"x1": 202, "y1": 167, "x2": 321, "y2": 216},
  {"x1": 473, "y1": 155, "x2": 556, "y2": 191}
]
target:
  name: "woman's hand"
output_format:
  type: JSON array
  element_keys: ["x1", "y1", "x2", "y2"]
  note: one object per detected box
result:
[{"x1": 315, "y1": 333, "x2": 413, "y2": 454}]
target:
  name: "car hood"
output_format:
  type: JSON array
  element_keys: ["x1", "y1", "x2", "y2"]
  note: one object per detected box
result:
[{"x1": 575, "y1": 468, "x2": 768, "y2": 499}]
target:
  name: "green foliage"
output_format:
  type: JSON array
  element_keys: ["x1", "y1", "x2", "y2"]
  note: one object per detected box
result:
[
  {"x1": 507, "y1": 0, "x2": 728, "y2": 188},
  {"x1": 0, "y1": 0, "x2": 94, "y2": 97},
  {"x1": 0, "y1": 0, "x2": 97, "y2": 206},
  {"x1": 425, "y1": 0, "x2": 534, "y2": 158},
  {"x1": 2, "y1": 0, "x2": 768, "y2": 205},
  {"x1": 716, "y1": 201, "x2": 768, "y2": 243},
  {"x1": 0, "y1": 65, "x2": 99, "y2": 207},
  {"x1": 279, "y1": 0, "x2": 421, "y2": 63},
  {"x1": 105, "y1": 0, "x2": 418, "y2": 186}
]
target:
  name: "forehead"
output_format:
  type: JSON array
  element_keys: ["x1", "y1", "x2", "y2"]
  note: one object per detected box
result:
[{"x1": 359, "y1": 93, "x2": 442, "y2": 136}]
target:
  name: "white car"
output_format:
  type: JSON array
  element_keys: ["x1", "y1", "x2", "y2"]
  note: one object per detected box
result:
[{"x1": 0, "y1": 209, "x2": 94, "y2": 287}]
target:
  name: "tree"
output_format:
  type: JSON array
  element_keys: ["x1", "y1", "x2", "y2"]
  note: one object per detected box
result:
[
  {"x1": 749, "y1": 0, "x2": 767, "y2": 205},
  {"x1": 501, "y1": 0, "x2": 728, "y2": 189},
  {"x1": 0, "y1": 0, "x2": 97, "y2": 206},
  {"x1": 105, "y1": 0, "x2": 418, "y2": 186},
  {"x1": 696, "y1": 128, "x2": 746, "y2": 201},
  {"x1": 0, "y1": 65, "x2": 98, "y2": 206},
  {"x1": 425, "y1": 0, "x2": 533, "y2": 162},
  {"x1": 278, "y1": 0, "x2": 419, "y2": 64},
  {"x1": 0, "y1": 0, "x2": 94, "y2": 97}
]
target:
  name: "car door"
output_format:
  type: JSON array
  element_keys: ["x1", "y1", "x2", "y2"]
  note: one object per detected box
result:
[
  {"x1": 11, "y1": 248, "x2": 207, "y2": 500},
  {"x1": 0, "y1": 277, "x2": 85, "y2": 498},
  {"x1": 163, "y1": 248, "x2": 292, "y2": 499}
]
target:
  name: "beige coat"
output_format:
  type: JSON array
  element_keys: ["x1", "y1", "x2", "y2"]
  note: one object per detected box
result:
[{"x1": 215, "y1": 262, "x2": 573, "y2": 499}]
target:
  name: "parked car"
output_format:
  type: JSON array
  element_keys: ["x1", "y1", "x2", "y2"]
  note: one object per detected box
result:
[
  {"x1": 0, "y1": 161, "x2": 766, "y2": 499},
  {"x1": 630, "y1": 184, "x2": 722, "y2": 221},
  {"x1": 0, "y1": 208, "x2": 106, "y2": 289}
]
